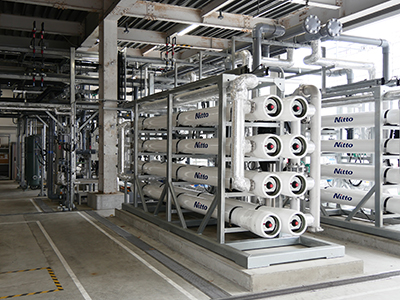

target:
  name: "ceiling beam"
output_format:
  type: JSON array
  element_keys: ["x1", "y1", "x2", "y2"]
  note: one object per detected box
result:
[
  {"x1": 201, "y1": 0, "x2": 237, "y2": 17},
  {"x1": 8, "y1": 0, "x2": 103, "y2": 12},
  {"x1": 0, "y1": 14, "x2": 84, "y2": 37},
  {"x1": 118, "y1": 28, "x2": 231, "y2": 51},
  {"x1": 278, "y1": 0, "x2": 395, "y2": 30},
  {"x1": 123, "y1": 1, "x2": 275, "y2": 31},
  {"x1": 0, "y1": 35, "x2": 71, "y2": 50}
]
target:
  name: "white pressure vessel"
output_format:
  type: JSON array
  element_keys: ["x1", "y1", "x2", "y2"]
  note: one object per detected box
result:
[
  {"x1": 245, "y1": 171, "x2": 282, "y2": 198},
  {"x1": 276, "y1": 172, "x2": 308, "y2": 197},
  {"x1": 246, "y1": 95, "x2": 283, "y2": 120},
  {"x1": 246, "y1": 134, "x2": 283, "y2": 159},
  {"x1": 281, "y1": 96, "x2": 309, "y2": 121},
  {"x1": 280, "y1": 134, "x2": 308, "y2": 159}
]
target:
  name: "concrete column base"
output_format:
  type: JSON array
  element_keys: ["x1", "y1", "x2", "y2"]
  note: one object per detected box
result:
[{"x1": 88, "y1": 192, "x2": 124, "y2": 217}]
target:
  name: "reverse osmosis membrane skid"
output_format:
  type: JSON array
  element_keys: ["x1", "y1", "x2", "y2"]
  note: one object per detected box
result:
[
  {"x1": 320, "y1": 82, "x2": 400, "y2": 240},
  {"x1": 119, "y1": 72, "x2": 343, "y2": 268}
]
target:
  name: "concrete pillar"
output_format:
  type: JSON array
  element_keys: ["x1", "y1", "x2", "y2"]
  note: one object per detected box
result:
[
  {"x1": 99, "y1": 18, "x2": 118, "y2": 193},
  {"x1": 89, "y1": 18, "x2": 124, "y2": 216}
]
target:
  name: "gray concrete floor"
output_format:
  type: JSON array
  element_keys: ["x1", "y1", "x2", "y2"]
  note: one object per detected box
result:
[{"x1": 2, "y1": 179, "x2": 400, "y2": 300}]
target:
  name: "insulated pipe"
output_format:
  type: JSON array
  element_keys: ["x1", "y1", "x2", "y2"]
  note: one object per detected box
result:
[
  {"x1": 321, "y1": 164, "x2": 400, "y2": 184},
  {"x1": 261, "y1": 48, "x2": 295, "y2": 68},
  {"x1": 297, "y1": 85, "x2": 322, "y2": 232},
  {"x1": 230, "y1": 74, "x2": 259, "y2": 192},
  {"x1": 321, "y1": 187, "x2": 400, "y2": 214},
  {"x1": 252, "y1": 23, "x2": 285, "y2": 72},
  {"x1": 322, "y1": 109, "x2": 400, "y2": 128},
  {"x1": 329, "y1": 35, "x2": 390, "y2": 80},
  {"x1": 304, "y1": 40, "x2": 376, "y2": 79},
  {"x1": 321, "y1": 139, "x2": 400, "y2": 154}
]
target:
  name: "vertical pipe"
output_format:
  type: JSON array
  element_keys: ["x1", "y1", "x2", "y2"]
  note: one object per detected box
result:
[
  {"x1": 300, "y1": 85, "x2": 322, "y2": 232},
  {"x1": 217, "y1": 75, "x2": 227, "y2": 244},
  {"x1": 231, "y1": 37, "x2": 236, "y2": 70},
  {"x1": 374, "y1": 87, "x2": 383, "y2": 227},
  {"x1": 70, "y1": 47, "x2": 76, "y2": 210},
  {"x1": 321, "y1": 47, "x2": 326, "y2": 94},
  {"x1": 167, "y1": 94, "x2": 173, "y2": 222},
  {"x1": 47, "y1": 118, "x2": 55, "y2": 199},
  {"x1": 174, "y1": 64, "x2": 178, "y2": 88},
  {"x1": 133, "y1": 102, "x2": 139, "y2": 206},
  {"x1": 16, "y1": 119, "x2": 21, "y2": 182},
  {"x1": 199, "y1": 52, "x2": 203, "y2": 80}
]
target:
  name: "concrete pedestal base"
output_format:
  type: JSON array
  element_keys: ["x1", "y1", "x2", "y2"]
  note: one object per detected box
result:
[
  {"x1": 88, "y1": 192, "x2": 124, "y2": 217},
  {"x1": 115, "y1": 209, "x2": 364, "y2": 292}
]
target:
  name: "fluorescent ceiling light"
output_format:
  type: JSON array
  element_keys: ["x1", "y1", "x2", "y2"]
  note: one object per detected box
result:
[{"x1": 177, "y1": 24, "x2": 199, "y2": 36}]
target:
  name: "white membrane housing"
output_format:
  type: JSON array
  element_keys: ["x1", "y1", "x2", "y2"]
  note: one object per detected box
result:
[
  {"x1": 276, "y1": 172, "x2": 308, "y2": 197},
  {"x1": 177, "y1": 107, "x2": 220, "y2": 127},
  {"x1": 263, "y1": 207, "x2": 307, "y2": 236},
  {"x1": 245, "y1": 171, "x2": 282, "y2": 197},
  {"x1": 321, "y1": 164, "x2": 400, "y2": 184},
  {"x1": 281, "y1": 96, "x2": 309, "y2": 121},
  {"x1": 321, "y1": 139, "x2": 400, "y2": 154},
  {"x1": 246, "y1": 134, "x2": 283, "y2": 158},
  {"x1": 246, "y1": 95, "x2": 283, "y2": 120},
  {"x1": 280, "y1": 134, "x2": 308, "y2": 158},
  {"x1": 321, "y1": 109, "x2": 400, "y2": 128}
]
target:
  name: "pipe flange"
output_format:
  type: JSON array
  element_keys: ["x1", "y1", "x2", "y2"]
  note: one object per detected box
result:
[
  {"x1": 303, "y1": 15, "x2": 321, "y2": 35},
  {"x1": 325, "y1": 18, "x2": 343, "y2": 37}
]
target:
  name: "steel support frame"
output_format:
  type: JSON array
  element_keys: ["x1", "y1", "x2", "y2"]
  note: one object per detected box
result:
[{"x1": 124, "y1": 73, "x2": 344, "y2": 268}]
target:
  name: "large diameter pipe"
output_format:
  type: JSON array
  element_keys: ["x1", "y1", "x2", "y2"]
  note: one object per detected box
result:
[
  {"x1": 322, "y1": 109, "x2": 400, "y2": 128},
  {"x1": 298, "y1": 85, "x2": 322, "y2": 232},
  {"x1": 321, "y1": 187, "x2": 400, "y2": 214},
  {"x1": 321, "y1": 139, "x2": 400, "y2": 154},
  {"x1": 230, "y1": 74, "x2": 259, "y2": 192},
  {"x1": 321, "y1": 164, "x2": 400, "y2": 184}
]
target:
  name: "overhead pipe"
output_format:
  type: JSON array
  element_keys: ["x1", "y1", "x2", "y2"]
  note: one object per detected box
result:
[
  {"x1": 294, "y1": 18, "x2": 342, "y2": 44},
  {"x1": 321, "y1": 164, "x2": 400, "y2": 184},
  {"x1": 328, "y1": 35, "x2": 390, "y2": 81},
  {"x1": 261, "y1": 48, "x2": 295, "y2": 69},
  {"x1": 321, "y1": 187, "x2": 400, "y2": 215},
  {"x1": 296, "y1": 85, "x2": 322, "y2": 232},
  {"x1": 304, "y1": 40, "x2": 376, "y2": 79},
  {"x1": 280, "y1": 15, "x2": 321, "y2": 41},
  {"x1": 322, "y1": 109, "x2": 400, "y2": 128},
  {"x1": 252, "y1": 23, "x2": 286, "y2": 72},
  {"x1": 321, "y1": 139, "x2": 400, "y2": 154}
]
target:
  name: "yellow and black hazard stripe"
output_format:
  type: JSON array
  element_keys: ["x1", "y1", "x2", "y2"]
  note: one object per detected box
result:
[
  {"x1": 0, "y1": 267, "x2": 63, "y2": 299},
  {"x1": 46, "y1": 267, "x2": 63, "y2": 291}
]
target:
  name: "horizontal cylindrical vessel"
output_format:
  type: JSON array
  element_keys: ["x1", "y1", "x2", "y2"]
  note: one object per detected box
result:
[
  {"x1": 141, "y1": 183, "x2": 281, "y2": 238},
  {"x1": 246, "y1": 95, "x2": 283, "y2": 120},
  {"x1": 264, "y1": 207, "x2": 307, "y2": 236},
  {"x1": 321, "y1": 109, "x2": 400, "y2": 128},
  {"x1": 280, "y1": 134, "x2": 308, "y2": 158},
  {"x1": 321, "y1": 187, "x2": 400, "y2": 214},
  {"x1": 321, "y1": 139, "x2": 400, "y2": 154},
  {"x1": 245, "y1": 171, "x2": 282, "y2": 197},
  {"x1": 276, "y1": 172, "x2": 308, "y2": 197},
  {"x1": 281, "y1": 96, "x2": 309, "y2": 121},
  {"x1": 321, "y1": 164, "x2": 400, "y2": 184},
  {"x1": 246, "y1": 134, "x2": 283, "y2": 159}
]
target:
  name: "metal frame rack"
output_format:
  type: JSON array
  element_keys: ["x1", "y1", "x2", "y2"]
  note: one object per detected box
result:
[
  {"x1": 122, "y1": 72, "x2": 344, "y2": 269},
  {"x1": 321, "y1": 79, "x2": 400, "y2": 241}
]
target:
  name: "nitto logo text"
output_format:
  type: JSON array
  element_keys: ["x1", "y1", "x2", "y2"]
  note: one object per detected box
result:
[
  {"x1": 334, "y1": 142, "x2": 353, "y2": 148},
  {"x1": 194, "y1": 142, "x2": 208, "y2": 149},
  {"x1": 333, "y1": 193, "x2": 353, "y2": 201},
  {"x1": 333, "y1": 168, "x2": 354, "y2": 175},
  {"x1": 334, "y1": 116, "x2": 354, "y2": 123},
  {"x1": 194, "y1": 201, "x2": 208, "y2": 210},
  {"x1": 195, "y1": 112, "x2": 209, "y2": 119},
  {"x1": 194, "y1": 172, "x2": 209, "y2": 180}
]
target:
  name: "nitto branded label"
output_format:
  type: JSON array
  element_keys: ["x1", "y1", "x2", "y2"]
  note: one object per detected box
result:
[
  {"x1": 194, "y1": 142, "x2": 208, "y2": 148},
  {"x1": 194, "y1": 172, "x2": 209, "y2": 180},
  {"x1": 334, "y1": 142, "x2": 353, "y2": 148},
  {"x1": 333, "y1": 193, "x2": 353, "y2": 201},
  {"x1": 333, "y1": 168, "x2": 354, "y2": 175},
  {"x1": 195, "y1": 112, "x2": 209, "y2": 119},
  {"x1": 194, "y1": 201, "x2": 208, "y2": 210},
  {"x1": 334, "y1": 116, "x2": 354, "y2": 123}
]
